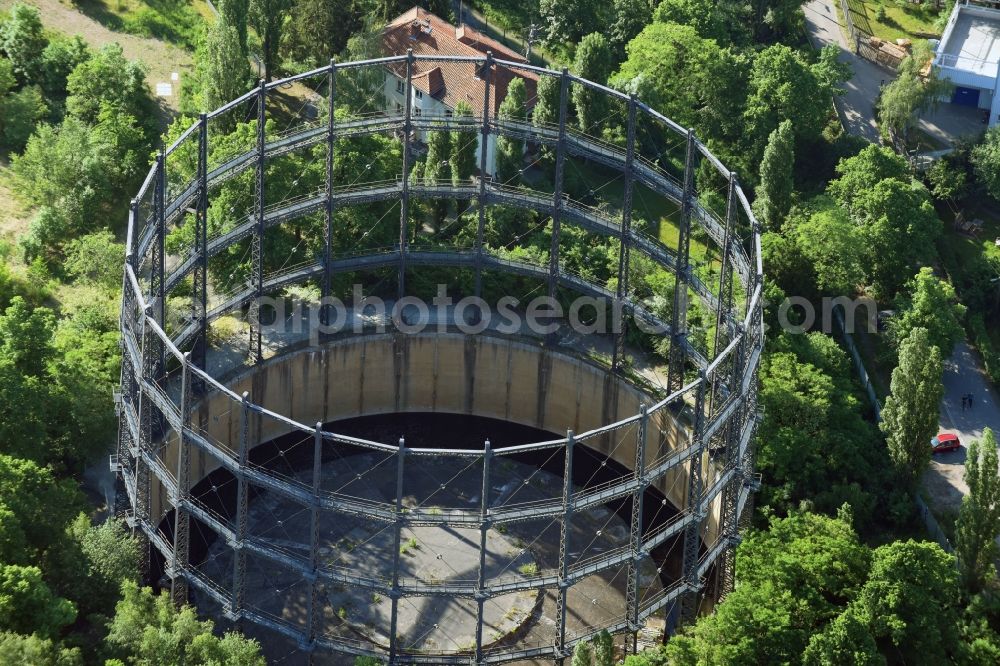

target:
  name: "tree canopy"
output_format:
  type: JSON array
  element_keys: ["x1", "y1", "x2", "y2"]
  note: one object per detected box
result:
[
  {"x1": 881, "y1": 327, "x2": 943, "y2": 490},
  {"x1": 955, "y1": 428, "x2": 1000, "y2": 592}
]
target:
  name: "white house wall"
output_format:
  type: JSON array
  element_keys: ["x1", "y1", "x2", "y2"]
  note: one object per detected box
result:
[{"x1": 384, "y1": 72, "x2": 498, "y2": 175}]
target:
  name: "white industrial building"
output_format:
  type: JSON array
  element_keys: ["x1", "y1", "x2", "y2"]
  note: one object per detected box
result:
[{"x1": 934, "y1": 0, "x2": 1000, "y2": 126}]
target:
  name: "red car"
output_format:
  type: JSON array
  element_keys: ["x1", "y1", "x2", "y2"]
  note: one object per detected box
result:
[{"x1": 930, "y1": 433, "x2": 961, "y2": 454}]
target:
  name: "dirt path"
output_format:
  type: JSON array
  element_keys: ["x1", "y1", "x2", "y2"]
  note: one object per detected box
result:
[{"x1": 0, "y1": 0, "x2": 193, "y2": 112}]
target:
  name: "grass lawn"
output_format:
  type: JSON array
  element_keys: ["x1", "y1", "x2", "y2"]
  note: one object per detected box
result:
[
  {"x1": 847, "y1": 0, "x2": 946, "y2": 42},
  {"x1": 937, "y1": 201, "x2": 1000, "y2": 271},
  {"x1": 74, "y1": 0, "x2": 211, "y2": 49},
  {"x1": 566, "y1": 159, "x2": 719, "y2": 267}
]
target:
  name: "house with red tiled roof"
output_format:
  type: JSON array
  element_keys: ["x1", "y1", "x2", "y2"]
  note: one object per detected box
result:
[{"x1": 381, "y1": 6, "x2": 538, "y2": 175}]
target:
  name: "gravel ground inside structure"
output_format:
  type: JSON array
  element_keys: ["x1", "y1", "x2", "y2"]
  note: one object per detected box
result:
[{"x1": 195, "y1": 451, "x2": 670, "y2": 664}]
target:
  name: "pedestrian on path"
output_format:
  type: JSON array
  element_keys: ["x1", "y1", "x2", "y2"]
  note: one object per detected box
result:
[
  {"x1": 962, "y1": 395, "x2": 968, "y2": 411},
  {"x1": 968, "y1": 392, "x2": 975, "y2": 410}
]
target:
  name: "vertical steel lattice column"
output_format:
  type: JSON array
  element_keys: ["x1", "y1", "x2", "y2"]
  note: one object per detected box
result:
[
  {"x1": 547, "y1": 69, "x2": 570, "y2": 302},
  {"x1": 679, "y1": 373, "x2": 708, "y2": 624},
  {"x1": 154, "y1": 148, "x2": 166, "y2": 340},
  {"x1": 398, "y1": 51, "x2": 414, "y2": 302},
  {"x1": 475, "y1": 440, "x2": 492, "y2": 665},
  {"x1": 555, "y1": 430, "x2": 575, "y2": 663},
  {"x1": 388, "y1": 438, "x2": 407, "y2": 664},
  {"x1": 712, "y1": 172, "x2": 742, "y2": 601},
  {"x1": 717, "y1": 320, "x2": 747, "y2": 601},
  {"x1": 709, "y1": 173, "x2": 738, "y2": 415},
  {"x1": 115, "y1": 221, "x2": 139, "y2": 521},
  {"x1": 322, "y1": 60, "x2": 337, "y2": 326},
  {"x1": 474, "y1": 52, "x2": 494, "y2": 300},
  {"x1": 171, "y1": 353, "x2": 193, "y2": 605},
  {"x1": 231, "y1": 392, "x2": 253, "y2": 618},
  {"x1": 739, "y1": 245, "x2": 764, "y2": 535},
  {"x1": 135, "y1": 306, "x2": 156, "y2": 579},
  {"x1": 136, "y1": 150, "x2": 166, "y2": 579},
  {"x1": 668, "y1": 131, "x2": 697, "y2": 392},
  {"x1": 613, "y1": 95, "x2": 638, "y2": 371},
  {"x1": 307, "y1": 423, "x2": 324, "y2": 652},
  {"x1": 192, "y1": 115, "x2": 209, "y2": 379},
  {"x1": 248, "y1": 81, "x2": 267, "y2": 364},
  {"x1": 626, "y1": 404, "x2": 648, "y2": 653}
]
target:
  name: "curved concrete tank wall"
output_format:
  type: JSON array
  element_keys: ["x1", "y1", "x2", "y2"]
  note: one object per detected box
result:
[{"x1": 151, "y1": 333, "x2": 723, "y2": 541}]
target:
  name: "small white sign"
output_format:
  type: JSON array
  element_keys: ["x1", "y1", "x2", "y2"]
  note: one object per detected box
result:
[
  {"x1": 156, "y1": 82, "x2": 173, "y2": 97},
  {"x1": 171, "y1": 72, "x2": 179, "y2": 82}
]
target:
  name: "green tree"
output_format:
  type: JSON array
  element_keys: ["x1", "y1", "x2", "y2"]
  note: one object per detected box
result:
[
  {"x1": 219, "y1": 0, "x2": 250, "y2": 54},
  {"x1": 610, "y1": 22, "x2": 727, "y2": 135},
  {"x1": 0, "y1": 84, "x2": 45, "y2": 151},
  {"x1": 106, "y1": 582, "x2": 266, "y2": 665},
  {"x1": 64, "y1": 44, "x2": 155, "y2": 136},
  {"x1": 41, "y1": 514, "x2": 139, "y2": 622},
  {"x1": 592, "y1": 629, "x2": 614, "y2": 666},
  {"x1": 856, "y1": 540, "x2": 960, "y2": 663},
  {"x1": 450, "y1": 101, "x2": 478, "y2": 185},
  {"x1": 572, "y1": 33, "x2": 612, "y2": 133},
  {"x1": 532, "y1": 73, "x2": 561, "y2": 127},
  {"x1": 79, "y1": 518, "x2": 141, "y2": 597},
  {"x1": 665, "y1": 509, "x2": 870, "y2": 664},
  {"x1": 878, "y1": 43, "x2": 950, "y2": 143},
  {"x1": 927, "y1": 155, "x2": 968, "y2": 203},
  {"x1": 539, "y1": 0, "x2": 608, "y2": 47},
  {"x1": 826, "y1": 145, "x2": 940, "y2": 297},
  {"x1": 851, "y1": 179, "x2": 940, "y2": 298},
  {"x1": 827, "y1": 145, "x2": 910, "y2": 214},
  {"x1": 971, "y1": 126, "x2": 1000, "y2": 201},
  {"x1": 285, "y1": 0, "x2": 357, "y2": 66},
  {"x1": 0, "y1": 564, "x2": 76, "y2": 638},
  {"x1": 757, "y1": 334, "x2": 883, "y2": 519},
  {"x1": 249, "y1": 0, "x2": 292, "y2": 82},
  {"x1": 889, "y1": 267, "x2": 966, "y2": 357},
  {"x1": 955, "y1": 428, "x2": 1000, "y2": 592},
  {"x1": 204, "y1": 18, "x2": 253, "y2": 114},
  {"x1": 880, "y1": 327, "x2": 943, "y2": 490},
  {"x1": 0, "y1": 3, "x2": 46, "y2": 84},
  {"x1": 744, "y1": 45, "x2": 842, "y2": 166},
  {"x1": 63, "y1": 231, "x2": 125, "y2": 289},
  {"x1": 423, "y1": 127, "x2": 452, "y2": 226},
  {"x1": 39, "y1": 35, "x2": 89, "y2": 103},
  {"x1": 790, "y1": 197, "x2": 865, "y2": 296},
  {"x1": 802, "y1": 606, "x2": 883, "y2": 666},
  {"x1": 0, "y1": 296, "x2": 54, "y2": 377},
  {"x1": 496, "y1": 78, "x2": 527, "y2": 181},
  {"x1": 571, "y1": 640, "x2": 593, "y2": 666},
  {"x1": 609, "y1": 0, "x2": 652, "y2": 58},
  {"x1": 0, "y1": 455, "x2": 83, "y2": 555},
  {"x1": 0, "y1": 632, "x2": 82, "y2": 666},
  {"x1": 653, "y1": 0, "x2": 735, "y2": 43},
  {"x1": 0, "y1": 58, "x2": 12, "y2": 96},
  {"x1": 754, "y1": 119, "x2": 794, "y2": 229},
  {"x1": 13, "y1": 119, "x2": 110, "y2": 257}
]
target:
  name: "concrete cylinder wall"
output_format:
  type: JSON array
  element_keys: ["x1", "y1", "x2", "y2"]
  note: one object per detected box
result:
[{"x1": 151, "y1": 333, "x2": 721, "y2": 540}]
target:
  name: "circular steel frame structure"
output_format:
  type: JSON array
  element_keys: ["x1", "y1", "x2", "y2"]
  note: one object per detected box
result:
[{"x1": 113, "y1": 54, "x2": 764, "y2": 664}]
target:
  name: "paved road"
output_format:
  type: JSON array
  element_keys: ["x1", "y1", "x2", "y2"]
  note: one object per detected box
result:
[
  {"x1": 803, "y1": 0, "x2": 887, "y2": 143},
  {"x1": 805, "y1": 1, "x2": 1000, "y2": 517},
  {"x1": 926, "y1": 341, "x2": 1000, "y2": 511}
]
